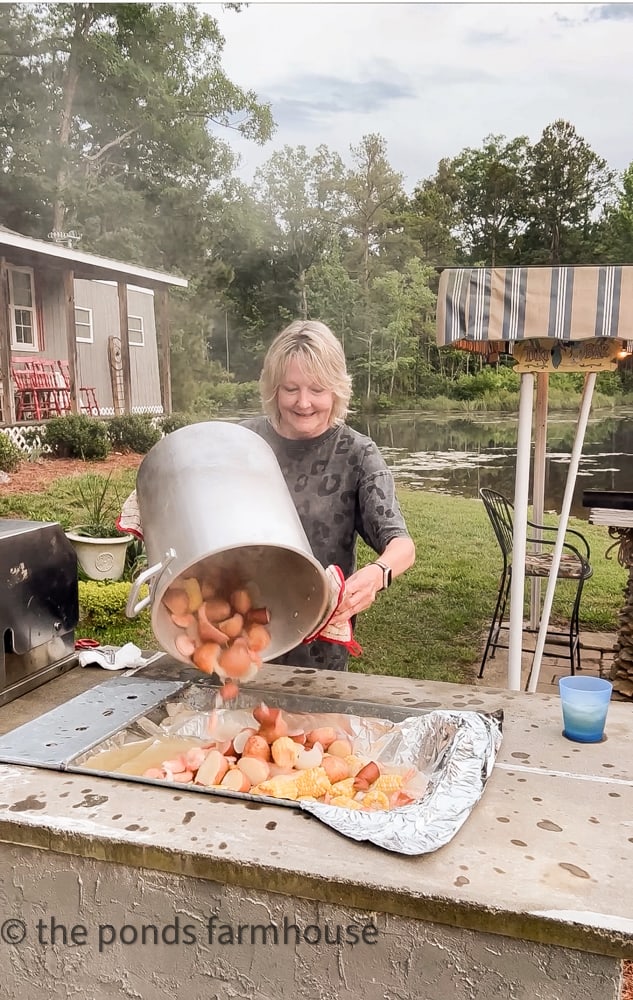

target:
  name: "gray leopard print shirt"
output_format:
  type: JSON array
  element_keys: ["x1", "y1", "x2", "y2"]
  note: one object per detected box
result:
[{"x1": 241, "y1": 416, "x2": 411, "y2": 671}]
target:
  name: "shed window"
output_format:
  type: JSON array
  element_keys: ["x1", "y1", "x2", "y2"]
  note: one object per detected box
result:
[
  {"x1": 128, "y1": 314, "x2": 144, "y2": 347},
  {"x1": 74, "y1": 306, "x2": 93, "y2": 343},
  {"x1": 8, "y1": 267, "x2": 38, "y2": 350}
]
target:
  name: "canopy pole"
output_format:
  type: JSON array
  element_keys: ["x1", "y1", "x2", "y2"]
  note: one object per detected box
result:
[
  {"x1": 530, "y1": 373, "x2": 549, "y2": 629},
  {"x1": 508, "y1": 372, "x2": 535, "y2": 691},
  {"x1": 527, "y1": 372, "x2": 597, "y2": 693}
]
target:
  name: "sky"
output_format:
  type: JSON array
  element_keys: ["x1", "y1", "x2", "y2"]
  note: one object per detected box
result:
[{"x1": 201, "y1": 1, "x2": 633, "y2": 193}]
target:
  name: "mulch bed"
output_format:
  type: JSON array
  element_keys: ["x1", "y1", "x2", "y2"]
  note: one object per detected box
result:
[
  {"x1": 623, "y1": 962, "x2": 633, "y2": 1000},
  {"x1": 1, "y1": 453, "x2": 143, "y2": 496}
]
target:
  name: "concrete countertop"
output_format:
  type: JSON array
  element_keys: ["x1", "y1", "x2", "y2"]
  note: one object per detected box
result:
[{"x1": 0, "y1": 659, "x2": 631, "y2": 960}]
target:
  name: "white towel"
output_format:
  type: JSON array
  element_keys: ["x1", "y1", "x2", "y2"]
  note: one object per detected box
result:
[{"x1": 78, "y1": 642, "x2": 144, "y2": 670}]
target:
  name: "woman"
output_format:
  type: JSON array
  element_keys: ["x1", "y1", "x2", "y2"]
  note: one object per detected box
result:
[{"x1": 241, "y1": 319, "x2": 415, "y2": 671}]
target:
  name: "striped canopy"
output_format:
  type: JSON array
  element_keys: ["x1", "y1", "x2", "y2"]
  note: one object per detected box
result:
[{"x1": 436, "y1": 266, "x2": 633, "y2": 347}]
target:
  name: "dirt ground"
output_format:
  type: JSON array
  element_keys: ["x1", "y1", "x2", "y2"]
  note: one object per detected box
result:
[{"x1": 1, "y1": 452, "x2": 143, "y2": 495}]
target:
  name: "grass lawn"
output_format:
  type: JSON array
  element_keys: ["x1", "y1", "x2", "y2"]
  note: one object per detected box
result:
[
  {"x1": 352, "y1": 490, "x2": 625, "y2": 684},
  {"x1": 1, "y1": 476, "x2": 625, "y2": 685}
]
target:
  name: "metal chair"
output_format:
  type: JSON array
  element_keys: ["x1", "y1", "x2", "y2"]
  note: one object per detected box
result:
[{"x1": 479, "y1": 488, "x2": 593, "y2": 678}]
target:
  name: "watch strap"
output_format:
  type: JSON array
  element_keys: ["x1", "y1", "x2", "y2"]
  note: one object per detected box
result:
[{"x1": 374, "y1": 560, "x2": 392, "y2": 590}]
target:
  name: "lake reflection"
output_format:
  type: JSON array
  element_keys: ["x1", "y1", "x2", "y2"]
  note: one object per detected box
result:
[{"x1": 348, "y1": 410, "x2": 633, "y2": 518}]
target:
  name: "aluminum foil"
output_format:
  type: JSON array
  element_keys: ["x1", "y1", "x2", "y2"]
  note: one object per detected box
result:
[
  {"x1": 74, "y1": 697, "x2": 503, "y2": 857},
  {"x1": 304, "y1": 709, "x2": 503, "y2": 856}
]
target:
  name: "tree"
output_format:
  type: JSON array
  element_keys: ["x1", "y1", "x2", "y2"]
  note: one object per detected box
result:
[
  {"x1": 443, "y1": 135, "x2": 529, "y2": 266},
  {"x1": 369, "y1": 257, "x2": 436, "y2": 398},
  {"x1": 344, "y1": 134, "x2": 406, "y2": 287},
  {"x1": 0, "y1": 3, "x2": 274, "y2": 249},
  {"x1": 595, "y1": 163, "x2": 633, "y2": 263},
  {"x1": 0, "y1": 4, "x2": 59, "y2": 233},
  {"x1": 253, "y1": 144, "x2": 347, "y2": 319},
  {"x1": 0, "y1": 3, "x2": 277, "y2": 409},
  {"x1": 305, "y1": 241, "x2": 362, "y2": 351},
  {"x1": 521, "y1": 120, "x2": 615, "y2": 264},
  {"x1": 341, "y1": 133, "x2": 407, "y2": 385},
  {"x1": 408, "y1": 160, "x2": 459, "y2": 267}
]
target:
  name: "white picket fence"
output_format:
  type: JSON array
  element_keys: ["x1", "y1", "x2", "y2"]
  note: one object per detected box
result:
[{"x1": 1, "y1": 424, "x2": 47, "y2": 452}]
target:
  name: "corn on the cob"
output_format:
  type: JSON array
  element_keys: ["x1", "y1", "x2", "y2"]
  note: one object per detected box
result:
[
  {"x1": 270, "y1": 736, "x2": 300, "y2": 768},
  {"x1": 361, "y1": 789, "x2": 390, "y2": 811},
  {"x1": 344, "y1": 755, "x2": 366, "y2": 777},
  {"x1": 329, "y1": 795, "x2": 362, "y2": 810},
  {"x1": 331, "y1": 777, "x2": 356, "y2": 798},
  {"x1": 294, "y1": 766, "x2": 332, "y2": 799},
  {"x1": 372, "y1": 773, "x2": 405, "y2": 794},
  {"x1": 251, "y1": 776, "x2": 299, "y2": 800}
]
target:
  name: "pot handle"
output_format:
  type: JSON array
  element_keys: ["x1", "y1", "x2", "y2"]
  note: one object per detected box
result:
[{"x1": 125, "y1": 548, "x2": 175, "y2": 618}]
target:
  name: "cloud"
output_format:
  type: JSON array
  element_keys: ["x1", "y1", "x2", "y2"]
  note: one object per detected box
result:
[
  {"x1": 265, "y1": 72, "x2": 415, "y2": 129},
  {"x1": 209, "y1": 2, "x2": 633, "y2": 191},
  {"x1": 589, "y1": 3, "x2": 633, "y2": 20},
  {"x1": 266, "y1": 64, "x2": 497, "y2": 133}
]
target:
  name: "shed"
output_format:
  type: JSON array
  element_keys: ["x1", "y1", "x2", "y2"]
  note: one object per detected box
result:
[{"x1": 0, "y1": 226, "x2": 188, "y2": 424}]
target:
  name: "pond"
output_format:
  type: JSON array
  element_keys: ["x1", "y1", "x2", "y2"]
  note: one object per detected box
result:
[{"x1": 348, "y1": 410, "x2": 633, "y2": 519}]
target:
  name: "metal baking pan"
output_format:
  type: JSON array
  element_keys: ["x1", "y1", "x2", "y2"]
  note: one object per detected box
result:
[
  {"x1": 0, "y1": 674, "x2": 503, "y2": 855},
  {"x1": 69, "y1": 682, "x2": 503, "y2": 857}
]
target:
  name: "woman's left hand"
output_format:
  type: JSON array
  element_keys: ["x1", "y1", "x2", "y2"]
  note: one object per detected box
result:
[{"x1": 328, "y1": 564, "x2": 382, "y2": 626}]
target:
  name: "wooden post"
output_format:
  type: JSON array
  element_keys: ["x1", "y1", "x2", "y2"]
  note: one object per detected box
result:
[
  {"x1": 155, "y1": 288, "x2": 172, "y2": 415},
  {"x1": 0, "y1": 259, "x2": 15, "y2": 423},
  {"x1": 63, "y1": 268, "x2": 79, "y2": 414},
  {"x1": 117, "y1": 282, "x2": 132, "y2": 414}
]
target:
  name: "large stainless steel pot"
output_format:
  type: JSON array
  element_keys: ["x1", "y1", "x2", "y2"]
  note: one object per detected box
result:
[{"x1": 125, "y1": 421, "x2": 329, "y2": 663}]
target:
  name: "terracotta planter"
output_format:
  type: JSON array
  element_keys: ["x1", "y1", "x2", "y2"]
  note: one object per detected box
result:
[{"x1": 65, "y1": 531, "x2": 133, "y2": 581}]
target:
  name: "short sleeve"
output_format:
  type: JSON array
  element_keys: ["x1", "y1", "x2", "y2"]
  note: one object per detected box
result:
[{"x1": 355, "y1": 443, "x2": 410, "y2": 554}]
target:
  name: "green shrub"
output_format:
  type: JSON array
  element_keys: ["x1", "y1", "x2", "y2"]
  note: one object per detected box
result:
[
  {"x1": 43, "y1": 414, "x2": 111, "y2": 460},
  {"x1": 233, "y1": 381, "x2": 260, "y2": 409},
  {"x1": 76, "y1": 579, "x2": 156, "y2": 648},
  {"x1": 187, "y1": 395, "x2": 220, "y2": 420},
  {"x1": 0, "y1": 432, "x2": 22, "y2": 473},
  {"x1": 595, "y1": 371, "x2": 621, "y2": 396},
  {"x1": 160, "y1": 412, "x2": 194, "y2": 435},
  {"x1": 106, "y1": 414, "x2": 161, "y2": 454},
  {"x1": 360, "y1": 393, "x2": 395, "y2": 413},
  {"x1": 548, "y1": 371, "x2": 585, "y2": 394},
  {"x1": 78, "y1": 580, "x2": 149, "y2": 630},
  {"x1": 417, "y1": 373, "x2": 453, "y2": 399},
  {"x1": 451, "y1": 367, "x2": 520, "y2": 401}
]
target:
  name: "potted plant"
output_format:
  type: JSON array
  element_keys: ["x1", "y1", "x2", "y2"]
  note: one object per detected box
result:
[{"x1": 62, "y1": 473, "x2": 134, "y2": 581}]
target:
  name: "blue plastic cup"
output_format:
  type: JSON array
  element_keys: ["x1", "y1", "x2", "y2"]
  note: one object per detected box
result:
[{"x1": 559, "y1": 676, "x2": 613, "y2": 743}]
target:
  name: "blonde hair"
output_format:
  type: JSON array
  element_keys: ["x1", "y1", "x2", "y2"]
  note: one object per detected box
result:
[{"x1": 260, "y1": 320, "x2": 353, "y2": 428}]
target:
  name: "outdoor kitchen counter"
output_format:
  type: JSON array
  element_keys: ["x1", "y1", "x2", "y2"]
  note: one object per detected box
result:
[{"x1": 0, "y1": 659, "x2": 630, "y2": 999}]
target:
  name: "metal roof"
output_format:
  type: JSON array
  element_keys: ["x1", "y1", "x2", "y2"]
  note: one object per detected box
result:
[{"x1": 0, "y1": 225, "x2": 188, "y2": 289}]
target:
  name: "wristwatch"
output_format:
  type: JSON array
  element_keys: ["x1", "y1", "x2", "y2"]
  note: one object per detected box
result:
[{"x1": 374, "y1": 560, "x2": 392, "y2": 590}]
